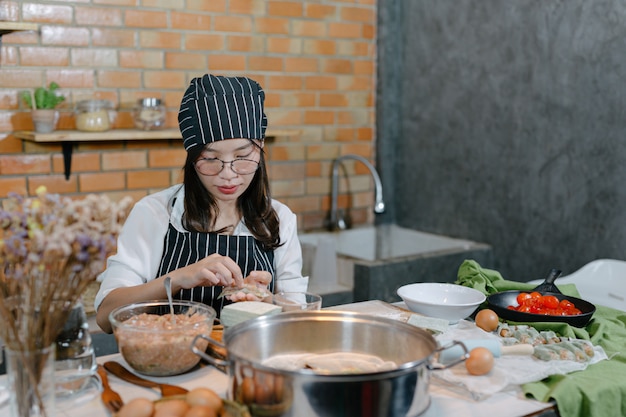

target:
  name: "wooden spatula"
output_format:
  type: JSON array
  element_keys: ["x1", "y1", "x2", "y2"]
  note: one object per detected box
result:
[{"x1": 103, "y1": 361, "x2": 189, "y2": 397}]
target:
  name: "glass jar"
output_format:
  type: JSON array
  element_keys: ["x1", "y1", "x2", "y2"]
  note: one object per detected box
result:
[
  {"x1": 75, "y1": 99, "x2": 116, "y2": 132},
  {"x1": 133, "y1": 98, "x2": 166, "y2": 130}
]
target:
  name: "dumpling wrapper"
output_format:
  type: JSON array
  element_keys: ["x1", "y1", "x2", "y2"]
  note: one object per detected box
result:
[
  {"x1": 218, "y1": 283, "x2": 272, "y2": 300},
  {"x1": 263, "y1": 352, "x2": 397, "y2": 375}
]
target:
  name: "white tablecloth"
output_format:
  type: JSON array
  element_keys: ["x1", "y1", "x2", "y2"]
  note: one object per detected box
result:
[
  {"x1": 0, "y1": 299, "x2": 557, "y2": 417},
  {"x1": 0, "y1": 353, "x2": 555, "y2": 417}
]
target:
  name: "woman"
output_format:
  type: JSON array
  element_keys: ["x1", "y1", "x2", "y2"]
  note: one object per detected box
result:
[{"x1": 95, "y1": 74, "x2": 307, "y2": 333}]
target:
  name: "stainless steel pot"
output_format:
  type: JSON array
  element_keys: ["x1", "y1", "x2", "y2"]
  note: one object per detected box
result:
[{"x1": 192, "y1": 310, "x2": 465, "y2": 417}]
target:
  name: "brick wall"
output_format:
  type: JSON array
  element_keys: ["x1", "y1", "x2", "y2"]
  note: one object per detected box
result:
[{"x1": 0, "y1": 0, "x2": 377, "y2": 232}]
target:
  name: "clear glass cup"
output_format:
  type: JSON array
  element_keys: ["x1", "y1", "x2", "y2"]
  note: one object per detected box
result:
[
  {"x1": 272, "y1": 291, "x2": 322, "y2": 312},
  {"x1": 0, "y1": 341, "x2": 7, "y2": 408},
  {"x1": 54, "y1": 299, "x2": 97, "y2": 397}
]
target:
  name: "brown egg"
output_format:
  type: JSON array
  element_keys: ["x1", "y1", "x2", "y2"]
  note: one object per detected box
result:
[
  {"x1": 185, "y1": 387, "x2": 222, "y2": 411},
  {"x1": 254, "y1": 377, "x2": 274, "y2": 405},
  {"x1": 154, "y1": 398, "x2": 190, "y2": 417},
  {"x1": 240, "y1": 377, "x2": 255, "y2": 404},
  {"x1": 475, "y1": 309, "x2": 499, "y2": 332},
  {"x1": 184, "y1": 405, "x2": 218, "y2": 417},
  {"x1": 273, "y1": 375, "x2": 285, "y2": 403},
  {"x1": 254, "y1": 384, "x2": 274, "y2": 404},
  {"x1": 465, "y1": 347, "x2": 495, "y2": 376},
  {"x1": 116, "y1": 397, "x2": 154, "y2": 417}
]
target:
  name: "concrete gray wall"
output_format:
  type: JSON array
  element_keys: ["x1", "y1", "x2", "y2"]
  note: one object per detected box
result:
[{"x1": 377, "y1": 0, "x2": 626, "y2": 281}]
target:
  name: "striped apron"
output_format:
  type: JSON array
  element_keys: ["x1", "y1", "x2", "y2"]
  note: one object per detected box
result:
[{"x1": 157, "y1": 222, "x2": 275, "y2": 315}]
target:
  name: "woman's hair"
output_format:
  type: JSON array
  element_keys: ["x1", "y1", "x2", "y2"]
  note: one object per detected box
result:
[{"x1": 181, "y1": 140, "x2": 281, "y2": 251}]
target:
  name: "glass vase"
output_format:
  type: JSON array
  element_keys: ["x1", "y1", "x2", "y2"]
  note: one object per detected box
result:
[{"x1": 5, "y1": 343, "x2": 56, "y2": 417}]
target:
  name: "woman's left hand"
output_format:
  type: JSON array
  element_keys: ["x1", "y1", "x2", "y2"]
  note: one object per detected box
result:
[{"x1": 228, "y1": 271, "x2": 272, "y2": 302}]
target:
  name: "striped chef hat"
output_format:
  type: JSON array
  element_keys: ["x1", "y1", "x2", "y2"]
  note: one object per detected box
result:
[{"x1": 178, "y1": 74, "x2": 267, "y2": 151}]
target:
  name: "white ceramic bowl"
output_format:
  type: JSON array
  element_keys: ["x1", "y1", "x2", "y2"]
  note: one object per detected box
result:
[{"x1": 397, "y1": 283, "x2": 486, "y2": 322}]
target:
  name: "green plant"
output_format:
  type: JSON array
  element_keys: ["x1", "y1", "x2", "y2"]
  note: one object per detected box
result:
[{"x1": 21, "y1": 82, "x2": 66, "y2": 110}]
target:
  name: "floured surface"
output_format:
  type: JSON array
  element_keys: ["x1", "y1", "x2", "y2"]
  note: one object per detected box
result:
[
  {"x1": 329, "y1": 300, "x2": 449, "y2": 333},
  {"x1": 327, "y1": 300, "x2": 414, "y2": 322}
]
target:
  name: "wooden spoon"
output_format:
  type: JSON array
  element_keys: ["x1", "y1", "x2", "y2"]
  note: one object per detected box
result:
[{"x1": 103, "y1": 361, "x2": 189, "y2": 397}]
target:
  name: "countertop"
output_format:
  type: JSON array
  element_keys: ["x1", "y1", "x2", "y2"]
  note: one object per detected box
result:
[
  {"x1": 1, "y1": 300, "x2": 559, "y2": 417},
  {"x1": 0, "y1": 354, "x2": 556, "y2": 417}
]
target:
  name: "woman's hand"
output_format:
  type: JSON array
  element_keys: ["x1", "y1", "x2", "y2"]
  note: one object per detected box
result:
[
  {"x1": 228, "y1": 270, "x2": 272, "y2": 302},
  {"x1": 96, "y1": 254, "x2": 245, "y2": 333},
  {"x1": 173, "y1": 253, "x2": 245, "y2": 291}
]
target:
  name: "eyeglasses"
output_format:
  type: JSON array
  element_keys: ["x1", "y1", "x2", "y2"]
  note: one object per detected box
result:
[{"x1": 195, "y1": 157, "x2": 260, "y2": 176}]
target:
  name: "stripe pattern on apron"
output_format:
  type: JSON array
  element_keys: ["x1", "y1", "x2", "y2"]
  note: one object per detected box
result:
[{"x1": 157, "y1": 223, "x2": 275, "y2": 315}]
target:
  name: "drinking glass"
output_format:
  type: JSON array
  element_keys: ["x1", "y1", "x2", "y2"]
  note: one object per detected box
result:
[
  {"x1": 0, "y1": 341, "x2": 8, "y2": 408},
  {"x1": 54, "y1": 299, "x2": 97, "y2": 397},
  {"x1": 272, "y1": 292, "x2": 322, "y2": 312}
]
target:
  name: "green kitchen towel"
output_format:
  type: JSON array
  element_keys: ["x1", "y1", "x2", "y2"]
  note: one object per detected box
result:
[
  {"x1": 456, "y1": 258, "x2": 580, "y2": 296},
  {"x1": 457, "y1": 259, "x2": 626, "y2": 417}
]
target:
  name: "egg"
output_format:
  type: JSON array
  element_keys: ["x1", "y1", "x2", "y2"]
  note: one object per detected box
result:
[
  {"x1": 116, "y1": 397, "x2": 154, "y2": 417},
  {"x1": 184, "y1": 405, "x2": 218, "y2": 417},
  {"x1": 254, "y1": 378, "x2": 275, "y2": 405},
  {"x1": 154, "y1": 398, "x2": 190, "y2": 417},
  {"x1": 465, "y1": 347, "x2": 494, "y2": 376},
  {"x1": 240, "y1": 377, "x2": 255, "y2": 404},
  {"x1": 475, "y1": 309, "x2": 499, "y2": 332},
  {"x1": 273, "y1": 375, "x2": 285, "y2": 403},
  {"x1": 185, "y1": 387, "x2": 222, "y2": 411}
]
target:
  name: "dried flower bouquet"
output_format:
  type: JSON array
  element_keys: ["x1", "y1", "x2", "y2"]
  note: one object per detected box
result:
[
  {"x1": 0, "y1": 187, "x2": 132, "y2": 416},
  {"x1": 0, "y1": 186, "x2": 132, "y2": 349}
]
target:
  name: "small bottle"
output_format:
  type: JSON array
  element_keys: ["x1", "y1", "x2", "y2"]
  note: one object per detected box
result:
[{"x1": 133, "y1": 98, "x2": 166, "y2": 130}]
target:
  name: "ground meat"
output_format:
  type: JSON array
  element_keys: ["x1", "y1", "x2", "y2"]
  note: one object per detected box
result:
[{"x1": 115, "y1": 312, "x2": 212, "y2": 376}]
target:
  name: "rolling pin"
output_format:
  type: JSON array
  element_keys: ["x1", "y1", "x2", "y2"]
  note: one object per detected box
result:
[{"x1": 439, "y1": 339, "x2": 534, "y2": 364}]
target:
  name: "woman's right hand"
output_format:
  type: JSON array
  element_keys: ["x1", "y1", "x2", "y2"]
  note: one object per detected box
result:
[
  {"x1": 172, "y1": 253, "x2": 244, "y2": 291},
  {"x1": 96, "y1": 254, "x2": 245, "y2": 333}
]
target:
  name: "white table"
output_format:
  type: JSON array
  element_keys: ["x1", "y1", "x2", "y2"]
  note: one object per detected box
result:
[
  {"x1": 0, "y1": 299, "x2": 557, "y2": 417},
  {"x1": 0, "y1": 352, "x2": 555, "y2": 417}
]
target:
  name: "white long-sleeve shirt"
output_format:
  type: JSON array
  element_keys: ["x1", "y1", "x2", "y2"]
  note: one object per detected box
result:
[{"x1": 95, "y1": 184, "x2": 307, "y2": 311}]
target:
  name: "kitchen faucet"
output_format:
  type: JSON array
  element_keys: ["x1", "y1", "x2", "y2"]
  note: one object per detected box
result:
[{"x1": 328, "y1": 154, "x2": 385, "y2": 230}]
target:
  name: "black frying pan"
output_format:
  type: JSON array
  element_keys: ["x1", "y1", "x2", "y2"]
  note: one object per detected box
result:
[{"x1": 486, "y1": 269, "x2": 596, "y2": 328}]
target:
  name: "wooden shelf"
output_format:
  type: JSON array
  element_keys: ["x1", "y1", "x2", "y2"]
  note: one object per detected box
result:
[
  {"x1": 0, "y1": 22, "x2": 39, "y2": 36},
  {"x1": 15, "y1": 128, "x2": 183, "y2": 143},
  {"x1": 15, "y1": 128, "x2": 301, "y2": 180},
  {"x1": 14, "y1": 128, "x2": 300, "y2": 143}
]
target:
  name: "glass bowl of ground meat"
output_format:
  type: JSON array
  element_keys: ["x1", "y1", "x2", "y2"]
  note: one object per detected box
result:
[{"x1": 109, "y1": 300, "x2": 217, "y2": 376}]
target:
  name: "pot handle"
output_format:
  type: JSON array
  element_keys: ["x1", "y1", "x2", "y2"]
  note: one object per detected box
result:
[
  {"x1": 428, "y1": 340, "x2": 469, "y2": 370},
  {"x1": 191, "y1": 334, "x2": 230, "y2": 369}
]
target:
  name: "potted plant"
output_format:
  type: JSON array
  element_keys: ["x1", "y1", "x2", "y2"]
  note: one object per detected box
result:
[{"x1": 21, "y1": 82, "x2": 66, "y2": 133}]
